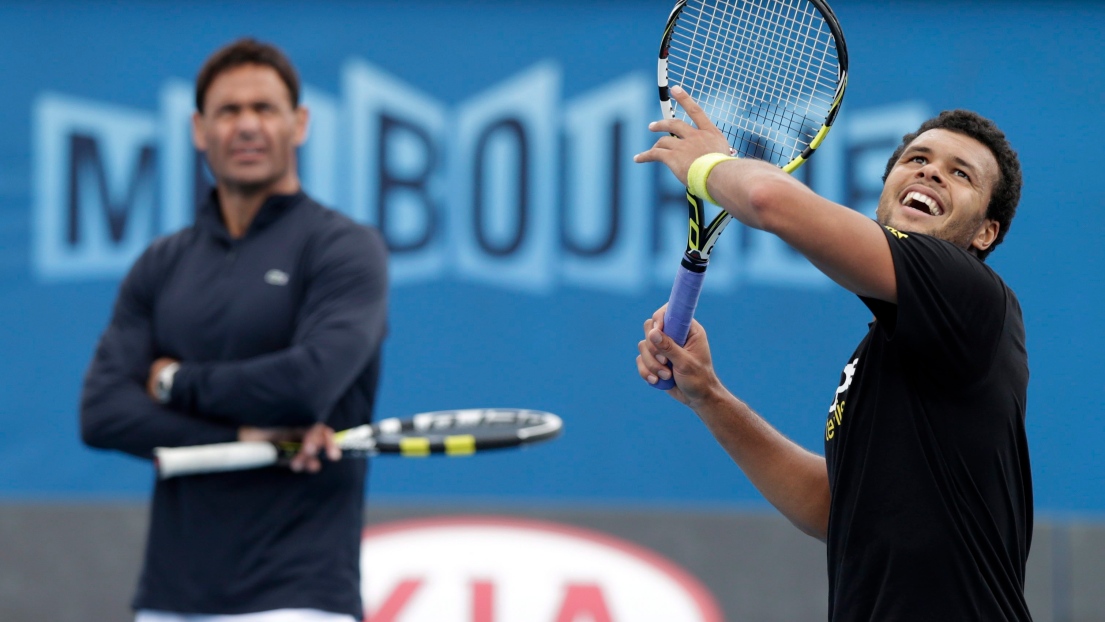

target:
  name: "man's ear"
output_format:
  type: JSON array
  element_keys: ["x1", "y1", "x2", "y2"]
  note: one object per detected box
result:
[
  {"x1": 192, "y1": 111, "x2": 207, "y2": 152},
  {"x1": 294, "y1": 105, "x2": 309, "y2": 147},
  {"x1": 972, "y1": 218, "x2": 1000, "y2": 253}
]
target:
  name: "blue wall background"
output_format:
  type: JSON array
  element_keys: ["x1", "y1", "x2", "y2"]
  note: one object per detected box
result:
[{"x1": 0, "y1": 0, "x2": 1101, "y2": 516}]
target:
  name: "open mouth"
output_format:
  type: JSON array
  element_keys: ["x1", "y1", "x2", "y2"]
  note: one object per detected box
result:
[{"x1": 901, "y1": 191, "x2": 943, "y2": 217}]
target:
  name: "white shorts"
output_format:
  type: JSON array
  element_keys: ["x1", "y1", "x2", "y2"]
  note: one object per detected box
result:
[{"x1": 136, "y1": 609, "x2": 358, "y2": 622}]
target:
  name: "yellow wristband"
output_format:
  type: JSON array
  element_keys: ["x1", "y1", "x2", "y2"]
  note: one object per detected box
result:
[{"x1": 686, "y1": 152, "x2": 738, "y2": 205}]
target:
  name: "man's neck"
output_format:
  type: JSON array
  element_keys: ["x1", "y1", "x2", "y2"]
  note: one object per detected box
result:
[{"x1": 216, "y1": 179, "x2": 299, "y2": 238}]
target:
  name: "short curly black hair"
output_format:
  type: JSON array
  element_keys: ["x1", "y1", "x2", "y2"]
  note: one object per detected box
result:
[
  {"x1": 882, "y1": 110, "x2": 1022, "y2": 261},
  {"x1": 195, "y1": 38, "x2": 300, "y2": 114}
]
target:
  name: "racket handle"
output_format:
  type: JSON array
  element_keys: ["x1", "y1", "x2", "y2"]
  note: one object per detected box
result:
[
  {"x1": 652, "y1": 261, "x2": 706, "y2": 390},
  {"x1": 154, "y1": 442, "x2": 280, "y2": 479}
]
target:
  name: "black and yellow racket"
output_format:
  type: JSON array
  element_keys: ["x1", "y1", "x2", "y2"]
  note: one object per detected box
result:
[
  {"x1": 652, "y1": 0, "x2": 849, "y2": 389},
  {"x1": 154, "y1": 408, "x2": 563, "y2": 478}
]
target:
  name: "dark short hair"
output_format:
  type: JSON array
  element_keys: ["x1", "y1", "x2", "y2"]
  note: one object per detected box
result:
[
  {"x1": 882, "y1": 110, "x2": 1022, "y2": 261},
  {"x1": 195, "y1": 38, "x2": 300, "y2": 113}
]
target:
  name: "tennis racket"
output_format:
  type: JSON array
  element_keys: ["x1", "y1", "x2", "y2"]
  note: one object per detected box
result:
[
  {"x1": 652, "y1": 0, "x2": 849, "y2": 389},
  {"x1": 154, "y1": 408, "x2": 563, "y2": 478}
]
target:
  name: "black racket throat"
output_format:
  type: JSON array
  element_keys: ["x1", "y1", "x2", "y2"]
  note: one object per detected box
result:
[
  {"x1": 682, "y1": 192, "x2": 729, "y2": 267},
  {"x1": 681, "y1": 254, "x2": 708, "y2": 273}
]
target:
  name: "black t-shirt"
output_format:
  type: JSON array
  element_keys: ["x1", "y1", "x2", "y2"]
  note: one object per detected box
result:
[{"x1": 824, "y1": 227, "x2": 1033, "y2": 621}]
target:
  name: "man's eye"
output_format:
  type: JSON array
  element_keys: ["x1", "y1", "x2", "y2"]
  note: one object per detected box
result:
[
  {"x1": 910, "y1": 155, "x2": 926, "y2": 164},
  {"x1": 954, "y1": 169, "x2": 970, "y2": 180}
]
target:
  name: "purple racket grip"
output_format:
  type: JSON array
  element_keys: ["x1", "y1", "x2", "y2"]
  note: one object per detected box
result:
[{"x1": 651, "y1": 263, "x2": 706, "y2": 390}]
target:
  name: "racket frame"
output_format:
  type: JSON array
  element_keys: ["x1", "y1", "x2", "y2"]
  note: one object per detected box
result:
[{"x1": 154, "y1": 408, "x2": 563, "y2": 479}]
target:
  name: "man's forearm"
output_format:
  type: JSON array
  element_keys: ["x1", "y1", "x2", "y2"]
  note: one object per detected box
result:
[
  {"x1": 168, "y1": 344, "x2": 367, "y2": 428},
  {"x1": 81, "y1": 378, "x2": 237, "y2": 459},
  {"x1": 706, "y1": 157, "x2": 898, "y2": 302},
  {"x1": 689, "y1": 387, "x2": 830, "y2": 540}
]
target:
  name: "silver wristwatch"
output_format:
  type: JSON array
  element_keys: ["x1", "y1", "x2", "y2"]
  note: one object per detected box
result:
[{"x1": 154, "y1": 362, "x2": 180, "y2": 404}]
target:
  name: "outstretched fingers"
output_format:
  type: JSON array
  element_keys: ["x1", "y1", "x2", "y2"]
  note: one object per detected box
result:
[
  {"x1": 635, "y1": 86, "x2": 732, "y2": 184},
  {"x1": 649, "y1": 117, "x2": 697, "y2": 139},
  {"x1": 669, "y1": 85, "x2": 715, "y2": 134},
  {"x1": 634, "y1": 126, "x2": 693, "y2": 167}
]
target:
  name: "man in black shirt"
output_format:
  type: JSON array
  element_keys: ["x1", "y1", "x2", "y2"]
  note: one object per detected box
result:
[
  {"x1": 635, "y1": 86, "x2": 1032, "y2": 621},
  {"x1": 81, "y1": 39, "x2": 387, "y2": 622}
]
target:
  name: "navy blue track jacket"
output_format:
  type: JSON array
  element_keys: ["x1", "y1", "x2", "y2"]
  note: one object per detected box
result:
[{"x1": 80, "y1": 190, "x2": 388, "y2": 617}]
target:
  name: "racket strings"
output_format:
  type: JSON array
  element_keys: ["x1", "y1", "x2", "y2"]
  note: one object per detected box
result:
[
  {"x1": 689, "y1": 1, "x2": 838, "y2": 119},
  {"x1": 668, "y1": 0, "x2": 841, "y2": 166},
  {"x1": 689, "y1": 2, "x2": 834, "y2": 142},
  {"x1": 717, "y1": 9, "x2": 832, "y2": 150}
]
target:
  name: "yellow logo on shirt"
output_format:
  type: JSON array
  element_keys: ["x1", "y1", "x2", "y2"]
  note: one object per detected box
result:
[
  {"x1": 884, "y1": 226, "x2": 908, "y2": 240},
  {"x1": 826, "y1": 358, "x2": 859, "y2": 441},
  {"x1": 826, "y1": 400, "x2": 845, "y2": 441}
]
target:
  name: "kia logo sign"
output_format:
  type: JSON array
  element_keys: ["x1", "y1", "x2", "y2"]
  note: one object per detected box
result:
[{"x1": 361, "y1": 516, "x2": 723, "y2": 621}]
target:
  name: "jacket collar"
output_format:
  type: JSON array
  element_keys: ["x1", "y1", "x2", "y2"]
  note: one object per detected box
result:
[{"x1": 196, "y1": 188, "x2": 305, "y2": 244}]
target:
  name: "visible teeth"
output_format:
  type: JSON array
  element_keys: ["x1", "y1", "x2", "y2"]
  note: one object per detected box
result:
[{"x1": 904, "y1": 191, "x2": 941, "y2": 216}]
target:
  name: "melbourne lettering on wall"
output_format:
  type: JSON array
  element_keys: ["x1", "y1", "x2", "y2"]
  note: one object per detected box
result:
[{"x1": 32, "y1": 58, "x2": 929, "y2": 294}]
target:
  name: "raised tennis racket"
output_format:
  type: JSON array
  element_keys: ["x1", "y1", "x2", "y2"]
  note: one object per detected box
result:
[
  {"x1": 154, "y1": 408, "x2": 563, "y2": 478},
  {"x1": 652, "y1": 0, "x2": 849, "y2": 389}
]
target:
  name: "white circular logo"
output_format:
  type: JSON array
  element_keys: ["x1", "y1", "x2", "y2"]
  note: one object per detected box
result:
[{"x1": 361, "y1": 516, "x2": 723, "y2": 621}]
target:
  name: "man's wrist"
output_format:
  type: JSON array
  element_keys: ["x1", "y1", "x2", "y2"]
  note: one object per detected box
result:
[
  {"x1": 685, "y1": 377, "x2": 730, "y2": 414},
  {"x1": 154, "y1": 362, "x2": 180, "y2": 404},
  {"x1": 687, "y1": 152, "x2": 738, "y2": 205},
  {"x1": 238, "y1": 426, "x2": 263, "y2": 442}
]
